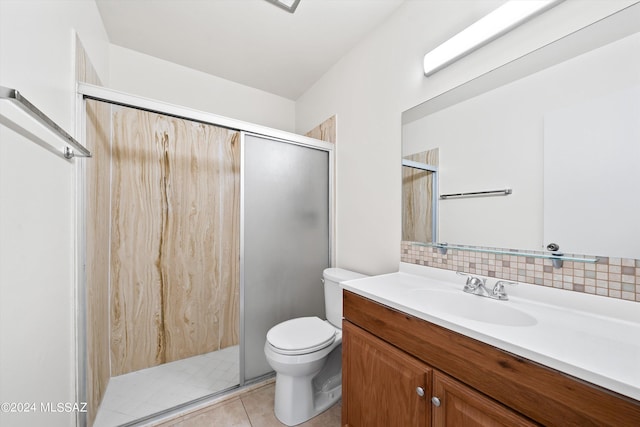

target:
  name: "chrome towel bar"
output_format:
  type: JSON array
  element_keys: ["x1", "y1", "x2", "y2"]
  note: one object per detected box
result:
[
  {"x1": 440, "y1": 188, "x2": 511, "y2": 199},
  {"x1": 0, "y1": 86, "x2": 91, "y2": 159}
]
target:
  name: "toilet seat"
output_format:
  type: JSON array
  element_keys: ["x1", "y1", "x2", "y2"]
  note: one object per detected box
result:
[{"x1": 267, "y1": 317, "x2": 336, "y2": 355}]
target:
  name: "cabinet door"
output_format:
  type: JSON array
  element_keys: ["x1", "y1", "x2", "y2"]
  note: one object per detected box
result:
[
  {"x1": 432, "y1": 371, "x2": 538, "y2": 427},
  {"x1": 342, "y1": 321, "x2": 431, "y2": 427}
]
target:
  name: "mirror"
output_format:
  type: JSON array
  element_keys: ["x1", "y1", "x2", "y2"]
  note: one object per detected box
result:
[{"x1": 402, "y1": 3, "x2": 640, "y2": 260}]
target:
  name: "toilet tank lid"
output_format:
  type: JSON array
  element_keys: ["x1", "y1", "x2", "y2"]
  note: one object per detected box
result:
[{"x1": 323, "y1": 268, "x2": 368, "y2": 283}]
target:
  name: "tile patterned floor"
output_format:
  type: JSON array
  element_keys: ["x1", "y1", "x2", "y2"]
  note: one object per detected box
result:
[
  {"x1": 94, "y1": 346, "x2": 239, "y2": 427},
  {"x1": 151, "y1": 382, "x2": 342, "y2": 427}
]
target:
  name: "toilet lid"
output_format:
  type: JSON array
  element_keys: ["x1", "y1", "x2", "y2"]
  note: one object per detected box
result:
[{"x1": 267, "y1": 317, "x2": 336, "y2": 355}]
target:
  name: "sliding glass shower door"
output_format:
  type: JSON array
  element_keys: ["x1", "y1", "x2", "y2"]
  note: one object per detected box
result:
[{"x1": 242, "y1": 133, "x2": 331, "y2": 381}]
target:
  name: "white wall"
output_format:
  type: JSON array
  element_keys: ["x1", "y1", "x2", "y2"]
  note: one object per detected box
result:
[
  {"x1": 109, "y1": 45, "x2": 296, "y2": 132},
  {"x1": 0, "y1": 1, "x2": 109, "y2": 426},
  {"x1": 295, "y1": 0, "x2": 638, "y2": 276}
]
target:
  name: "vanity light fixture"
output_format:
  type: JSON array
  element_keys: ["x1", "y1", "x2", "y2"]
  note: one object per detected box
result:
[
  {"x1": 423, "y1": 0, "x2": 563, "y2": 76},
  {"x1": 264, "y1": 0, "x2": 301, "y2": 14}
]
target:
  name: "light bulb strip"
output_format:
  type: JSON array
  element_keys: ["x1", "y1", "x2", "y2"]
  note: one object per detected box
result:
[{"x1": 424, "y1": 0, "x2": 563, "y2": 76}]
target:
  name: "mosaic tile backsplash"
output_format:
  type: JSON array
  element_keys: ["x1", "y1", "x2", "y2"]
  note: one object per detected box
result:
[{"x1": 401, "y1": 241, "x2": 640, "y2": 302}]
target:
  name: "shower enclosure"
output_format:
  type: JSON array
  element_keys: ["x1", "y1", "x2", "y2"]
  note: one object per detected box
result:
[{"x1": 78, "y1": 84, "x2": 333, "y2": 426}]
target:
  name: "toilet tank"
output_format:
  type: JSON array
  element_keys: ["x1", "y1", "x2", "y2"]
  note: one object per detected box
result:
[{"x1": 323, "y1": 268, "x2": 368, "y2": 328}]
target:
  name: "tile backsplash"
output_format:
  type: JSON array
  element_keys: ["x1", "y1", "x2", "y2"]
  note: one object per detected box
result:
[{"x1": 401, "y1": 241, "x2": 640, "y2": 302}]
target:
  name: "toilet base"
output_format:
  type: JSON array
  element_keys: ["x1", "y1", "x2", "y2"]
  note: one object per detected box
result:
[
  {"x1": 274, "y1": 372, "x2": 342, "y2": 426},
  {"x1": 272, "y1": 345, "x2": 342, "y2": 426}
]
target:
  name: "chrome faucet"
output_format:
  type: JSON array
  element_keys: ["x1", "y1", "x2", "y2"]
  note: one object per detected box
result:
[{"x1": 457, "y1": 272, "x2": 514, "y2": 301}]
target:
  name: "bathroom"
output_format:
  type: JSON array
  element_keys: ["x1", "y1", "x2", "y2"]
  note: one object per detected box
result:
[{"x1": 0, "y1": 1, "x2": 638, "y2": 426}]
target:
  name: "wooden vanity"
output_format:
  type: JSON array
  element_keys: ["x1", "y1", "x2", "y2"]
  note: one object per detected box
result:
[{"x1": 341, "y1": 290, "x2": 640, "y2": 427}]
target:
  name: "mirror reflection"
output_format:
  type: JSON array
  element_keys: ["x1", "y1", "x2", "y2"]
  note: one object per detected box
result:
[{"x1": 402, "y1": 4, "x2": 640, "y2": 259}]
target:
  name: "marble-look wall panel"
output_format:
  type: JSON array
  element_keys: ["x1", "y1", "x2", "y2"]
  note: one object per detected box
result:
[
  {"x1": 402, "y1": 149, "x2": 438, "y2": 243},
  {"x1": 110, "y1": 106, "x2": 166, "y2": 375},
  {"x1": 218, "y1": 134, "x2": 240, "y2": 349},
  {"x1": 77, "y1": 36, "x2": 110, "y2": 427},
  {"x1": 305, "y1": 115, "x2": 336, "y2": 143},
  {"x1": 161, "y1": 121, "x2": 240, "y2": 362},
  {"x1": 110, "y1": 105, "x2": 240, "y2": 375}
]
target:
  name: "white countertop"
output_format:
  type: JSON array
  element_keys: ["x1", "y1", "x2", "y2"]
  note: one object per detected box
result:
[{"x1": 341, "y1": 263, "x2": 640, "y2": 401}]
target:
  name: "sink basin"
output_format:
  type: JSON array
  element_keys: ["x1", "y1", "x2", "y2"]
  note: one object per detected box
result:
[{"x1": 407, "y1": 289, "x2": 537, "y2": 327}]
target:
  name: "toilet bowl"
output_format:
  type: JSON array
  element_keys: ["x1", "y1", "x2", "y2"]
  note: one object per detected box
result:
[{"x1": 264, "y1": 268, "x2": 367, "y2": 426}]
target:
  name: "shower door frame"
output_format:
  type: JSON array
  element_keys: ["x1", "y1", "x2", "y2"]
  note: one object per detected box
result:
[{"x1": 75, "y1": 83, "x2": 335, "y2": 426}]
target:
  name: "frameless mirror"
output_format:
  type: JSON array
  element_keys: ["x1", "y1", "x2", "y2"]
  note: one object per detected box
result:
[{"x1": 401, "y1": 3, "x2": 640, "y2": 260}]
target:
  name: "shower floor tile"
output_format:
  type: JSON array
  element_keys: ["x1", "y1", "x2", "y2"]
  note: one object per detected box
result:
[{"x1": 94, "y1": 345, "x2": 239, "y2": 427}]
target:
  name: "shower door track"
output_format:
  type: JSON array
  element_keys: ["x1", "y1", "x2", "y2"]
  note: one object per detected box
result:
[
  {"x1": 76, "y1": 83, "x2": 334, "y2": 152},
  {"x1": 75, "y1": 83, "x2": 335, "y2": 425}
]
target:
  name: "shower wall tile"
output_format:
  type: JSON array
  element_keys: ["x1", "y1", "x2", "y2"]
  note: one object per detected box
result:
[
  {"x1": 305, "y1": 115, "x2": 336, "y2": 143},
  {"x1": 401, "y1": 241, "x2": 640, "y2": 303},
  {"x1": 78, "y1": 36, "x2": 111, "y2": 426}
]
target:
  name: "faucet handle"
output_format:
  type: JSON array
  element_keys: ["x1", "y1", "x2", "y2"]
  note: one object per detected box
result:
[
  {"x1": 467, "y1": 276, "x2": 486, "y2": 288},
  {"x1": 465, "y1": 276, "x2": 487, "y2": 291},
  {"x1": 457, "y1": 272, "x2": 487, "y2": 291},
  {"x1": 492, "y1": 280, "x2": 516, "y2": 300}
]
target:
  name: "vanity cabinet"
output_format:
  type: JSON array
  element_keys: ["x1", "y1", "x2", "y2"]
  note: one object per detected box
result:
[
  {"x1": 342, "y1": 320, "x2": 432, "y2": 427},
  {"x1": 431, "y1": 369, "x2": 536, "y2": 427},
  {"x1": 342, "y1": 321, "x2": 535, "y2": 427},
  {"x1": 342, "y1": 290, "x2": 640, "y2": 427}
]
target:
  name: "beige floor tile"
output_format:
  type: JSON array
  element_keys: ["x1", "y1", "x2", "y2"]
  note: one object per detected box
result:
[
  {"x1": 159, "y1": 398, "x2": 252, "y2": 427},
  {"x1": 299, "y1": 403, "x2": 341, "y2": 427},
  {"x1": 240, "y1": 384, "x2": 341, "y2": 427},
  {"x1": 156, "y1": 382, "x2": 342, "y2": 427},
  {"x1": 240, "y1": 384, "x2": 285, "y2": 427}
]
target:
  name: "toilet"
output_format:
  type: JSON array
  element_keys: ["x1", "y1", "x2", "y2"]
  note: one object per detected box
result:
[{"x1": 264, "y1": 267, "x2": 367, "y2": 426}]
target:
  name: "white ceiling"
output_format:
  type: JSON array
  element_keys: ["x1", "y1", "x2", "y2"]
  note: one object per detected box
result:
[{"x1": 96, "y1": 0, "x2": 406, "y2": 100}]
